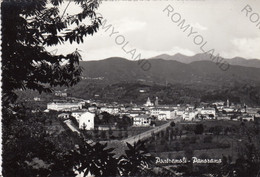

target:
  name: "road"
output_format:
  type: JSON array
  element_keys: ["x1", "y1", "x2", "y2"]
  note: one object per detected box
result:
[
  {"x1": 64, "y1": 120, "x2": 80, "y2": 134},
  {"x1": 121, "y1": 121, "x2": 172, "y2": 145}
]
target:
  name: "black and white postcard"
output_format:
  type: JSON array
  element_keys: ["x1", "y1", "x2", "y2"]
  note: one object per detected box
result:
[{"x1": 1, "y1": 0, "x2": 260, "y2": 176}]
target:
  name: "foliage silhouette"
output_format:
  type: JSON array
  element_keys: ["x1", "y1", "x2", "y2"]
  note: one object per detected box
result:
[
  {"x1": 1, "y1": 0, "x2": 102, "y2": 105},
  {"x1": 72, "y1": 142, "x2": 119, "y2": 176},
  {"x1": 118, "y1": 140, "x2": 155, "y2": 176}
]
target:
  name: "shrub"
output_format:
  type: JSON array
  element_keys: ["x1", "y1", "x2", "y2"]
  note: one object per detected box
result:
[{"x1": 194, "y1": 124, "x2": 204, "y2": 134}]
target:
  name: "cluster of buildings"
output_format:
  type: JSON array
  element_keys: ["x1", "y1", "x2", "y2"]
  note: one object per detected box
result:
[
  {"x1": 47, "y1": 101, "x2": 84, "y2": 112},
  {"x1": 45, "y1": 96, "x2": 260, "y2": 131},
  {"x1": 54, "y1": 90, "x2": 68, "y2": 97}
]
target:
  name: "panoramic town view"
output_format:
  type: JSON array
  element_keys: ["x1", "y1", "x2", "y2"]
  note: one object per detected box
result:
[
  {"x1": 8, "y1": 81, "x2": 260, "y2": 176},
  {"x1": 1, "y1": 0, "x2": 260, "y2": 177}
]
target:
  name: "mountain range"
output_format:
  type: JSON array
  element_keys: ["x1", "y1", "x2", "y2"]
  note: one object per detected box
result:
[
  {"x1": 151, "y1": 53, "x2": 260, "y2": 68},
  {"x1": 79, "y1": 55, "x2": 260, "y2": 87},
  {"x1": 65, "y1": 55, "x2": 260, "y2": 105},
  {"x1": 17, "y1": 53, "x2": 260, "y2": 105}
]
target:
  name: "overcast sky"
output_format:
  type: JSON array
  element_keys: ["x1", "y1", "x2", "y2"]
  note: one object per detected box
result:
[{"x1": 48, "y1": 0, "x2": 260, "y2": 61}]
